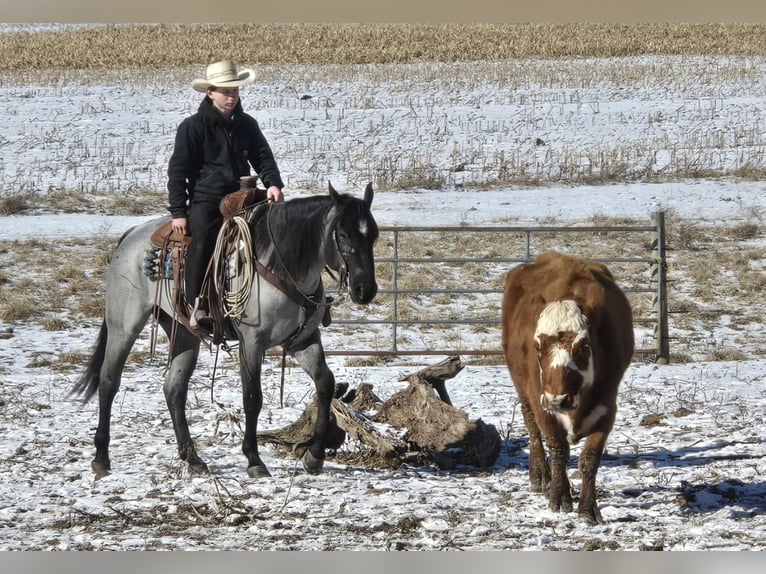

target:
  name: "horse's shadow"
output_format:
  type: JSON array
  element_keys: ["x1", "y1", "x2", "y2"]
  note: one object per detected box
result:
[{"x1": 494, "y1": 437, "x2": 766, "y2": 516}]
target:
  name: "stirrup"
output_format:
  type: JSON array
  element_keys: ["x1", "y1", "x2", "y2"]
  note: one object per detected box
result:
[{"x1": 189, "y1": 297, "x2": 211, "y2": 330}]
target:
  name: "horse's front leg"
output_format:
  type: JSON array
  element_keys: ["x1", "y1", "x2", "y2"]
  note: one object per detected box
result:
[
  {"x1": 159, "y1": 314, "x2": 207, "y2": 475},
  {"x1": 291, "y1": 331, "x2": 335, "y2": 475},
  {"x1": 238, "y1": 340, "x2": 271, "y2": 478}
]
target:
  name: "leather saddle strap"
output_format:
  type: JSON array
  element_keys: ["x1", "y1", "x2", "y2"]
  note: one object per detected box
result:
[{"x1": 253, "y1": 260, "x2": 311, "y2": 308}]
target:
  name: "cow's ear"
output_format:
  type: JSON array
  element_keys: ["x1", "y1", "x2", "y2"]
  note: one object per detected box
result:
[{"x1": 581, "y1": 282, "x2": 605, "y2": 314}]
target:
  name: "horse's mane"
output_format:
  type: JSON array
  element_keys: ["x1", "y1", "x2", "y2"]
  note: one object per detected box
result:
[{"x1": 250, "y1": 195, "x2": 335, "y2": 280}]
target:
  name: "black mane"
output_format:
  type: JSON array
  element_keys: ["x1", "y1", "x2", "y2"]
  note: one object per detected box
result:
[{"x1": 251, "y1": 194, "x2": 367, "y2": 281}]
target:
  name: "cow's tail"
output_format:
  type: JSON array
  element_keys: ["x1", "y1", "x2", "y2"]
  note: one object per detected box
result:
[{"x1": 70, "y1": 320, "x2": 108, "y2": 403}]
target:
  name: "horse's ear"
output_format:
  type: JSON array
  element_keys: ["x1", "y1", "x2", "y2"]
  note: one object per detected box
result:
[
  {"x1": 328, "y1": 181, "x2": 340, "y2": 202},
  {"x1": 363, "y1": 182, "x2": 374, "y2": 207}
]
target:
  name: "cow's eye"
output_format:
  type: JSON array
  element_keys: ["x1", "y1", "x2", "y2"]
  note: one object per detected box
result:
[{"x1": 574, "y1": 343, "x2": 590, "y2": 362}]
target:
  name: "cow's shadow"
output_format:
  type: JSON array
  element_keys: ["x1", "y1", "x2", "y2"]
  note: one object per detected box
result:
[
  {"x1": 495, "y1": 437, "x2": 766, "y2": 516},
  {"x1": 600, "y1": 439, "x2": 762, "y2": 469}
]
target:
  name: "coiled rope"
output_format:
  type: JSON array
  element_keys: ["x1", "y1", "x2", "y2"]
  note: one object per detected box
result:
[{"x1": 212, "y1": 215, "x2": 255, "y2": 320}]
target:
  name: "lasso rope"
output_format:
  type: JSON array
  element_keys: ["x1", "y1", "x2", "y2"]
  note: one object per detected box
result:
[{"x1": 212, "y1": 215, "x2": 255, "y2": 320}]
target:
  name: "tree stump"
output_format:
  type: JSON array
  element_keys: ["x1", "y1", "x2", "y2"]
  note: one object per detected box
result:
[{"x1": 257, "y1": 356, "x2": 501, "y2": 470}]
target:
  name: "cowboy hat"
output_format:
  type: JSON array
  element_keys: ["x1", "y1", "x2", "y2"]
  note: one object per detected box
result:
[{"x1": 191, "y1": 60, "x2": 255, "y2": 92}]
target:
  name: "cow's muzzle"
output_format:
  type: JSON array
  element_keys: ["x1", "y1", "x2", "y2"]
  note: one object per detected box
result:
[{"x1": 541, "y1": 392, "x2": 578, "y2": 413}]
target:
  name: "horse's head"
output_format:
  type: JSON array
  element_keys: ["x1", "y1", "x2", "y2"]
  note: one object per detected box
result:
[{"x1": 329, "y1": 182, "x2": 378, "y2": 304}]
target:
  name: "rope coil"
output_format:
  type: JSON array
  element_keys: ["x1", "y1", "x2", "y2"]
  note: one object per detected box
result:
[{"x1": 212, "y1": 215, "x2": 255, "y2": 320}]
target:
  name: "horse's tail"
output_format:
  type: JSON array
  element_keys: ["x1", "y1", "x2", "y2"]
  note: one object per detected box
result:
[{"x1": 70, "y1": 319, "x2": 108, "y2": 403}]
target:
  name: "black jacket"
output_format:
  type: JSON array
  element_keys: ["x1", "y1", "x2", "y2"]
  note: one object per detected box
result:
[{"x1": 167, "y1": 97, "x2": 284, "y2": 218}]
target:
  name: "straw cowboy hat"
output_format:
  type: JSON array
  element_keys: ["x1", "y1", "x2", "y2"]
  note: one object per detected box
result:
[{"x1": 191, "y1": 60, "x2": 255, "y2": 92}]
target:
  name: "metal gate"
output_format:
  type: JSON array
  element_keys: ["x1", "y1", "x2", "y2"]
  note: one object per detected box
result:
[{"x1": 322, "y1": 211, "x2": 668, "y2": 362}]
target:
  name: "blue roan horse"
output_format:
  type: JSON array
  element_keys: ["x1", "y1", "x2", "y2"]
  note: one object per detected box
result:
[{"x1": 72, "y1": 183, "x2": 378, "y2": 479}]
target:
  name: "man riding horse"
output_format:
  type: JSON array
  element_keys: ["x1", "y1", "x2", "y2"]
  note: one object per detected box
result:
[{"x1": 167, "y1": 60, "x2": 285, "y2": 329}]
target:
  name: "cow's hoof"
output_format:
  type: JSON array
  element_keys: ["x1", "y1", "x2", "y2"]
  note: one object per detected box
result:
[
  {"x1": 578, "y1": 504, "x2": 603, "y2": 525},
  {"x1": 247, "y1": 464, "x2": 272, "y2": 478},
  {"x1": 302, "y1": 450, "x2": 324, "y2": 475}
]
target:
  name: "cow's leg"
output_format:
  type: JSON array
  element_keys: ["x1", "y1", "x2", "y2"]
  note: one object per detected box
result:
[
  {"x1": 519, "y1": 399, "x2": 550, "y2": 492},
  {"x1": 578, "y1": 430, "x2": 609, "y2": 524},
  {"x1": 546, "y1": 435, "x2": 573, "y2": 513},
  {"x1": 158, "y1": 313, "x2": 206, "y2": 475},
  {"x1": 291, "y1": 331, "x2": 334, "y2": 475},
  {"x1": 237, "y1": 337, "x2": 270, "y2": 478}
]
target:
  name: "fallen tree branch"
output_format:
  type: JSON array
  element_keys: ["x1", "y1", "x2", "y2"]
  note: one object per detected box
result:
[{"x1": 258, "y1": 356, "x2": 500, "y2": 470}]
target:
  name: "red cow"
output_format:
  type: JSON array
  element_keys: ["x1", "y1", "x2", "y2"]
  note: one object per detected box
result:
[{"x1": 502, "y1": 251, "x2": 634, "y2": 524}]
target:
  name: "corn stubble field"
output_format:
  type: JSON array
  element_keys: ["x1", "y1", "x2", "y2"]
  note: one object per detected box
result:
[{"x1": 0, "y1": 24, "x2": 765, "y2": 550}]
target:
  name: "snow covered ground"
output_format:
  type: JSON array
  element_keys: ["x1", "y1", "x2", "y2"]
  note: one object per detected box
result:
[
  {"x1": 0, "y1": 50, "x2": 765, "y2": 550},
  {"x1": 1, "y1": 182, "x2": 764, "y2": 551}
]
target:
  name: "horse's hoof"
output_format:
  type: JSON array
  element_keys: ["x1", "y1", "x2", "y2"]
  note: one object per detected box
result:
[
  {"x1": 247, "y1": 464, "x2": 272, "y2": 478},
  {"x1": 302, "y1": 450, "x2": 324, "y2": 475},
  {"x1": 189, "y1": 462, "x2": 209, "y2": 476},
  {"x1": 91, "y1": 460, "x2": 111, "y2": 480}
]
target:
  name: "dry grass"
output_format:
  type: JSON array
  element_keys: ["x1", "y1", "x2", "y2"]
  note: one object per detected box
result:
[
  {"x1": 0, "y1": 213, "x2": 763, "y2": 365},
  {"x1": 0, "y1": 236, "x2": 116, "y2": 325},
  {"x1": 4, "y1": 26, "x2": 766, "y2": 200},
  {"x1": 2, "y1": 24, "x2": 766, "y2": 73}
]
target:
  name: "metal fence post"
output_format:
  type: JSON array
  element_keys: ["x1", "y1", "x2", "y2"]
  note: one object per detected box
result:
[
  {"x1": 650, "y1": 210, "x2": 670, "y2": 363},
  {"x1": 391, "y1": 229, "x2": 399, "y2": 353}
]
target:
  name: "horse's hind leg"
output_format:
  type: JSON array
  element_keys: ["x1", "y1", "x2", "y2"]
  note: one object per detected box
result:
[
  {"x1": 291, "y1": 333, "x2": 335, "y2": 475},
  {"x1": 157, "y1": 312, "x2": 207, "y2": 475},
  {"x1": 92, "y1": 308, "x2": 150, "y2": 477}
]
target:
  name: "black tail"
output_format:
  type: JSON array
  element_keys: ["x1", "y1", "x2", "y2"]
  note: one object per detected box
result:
[{"x1": 70, "y1": 320, "x2": 108, "y2": 402}]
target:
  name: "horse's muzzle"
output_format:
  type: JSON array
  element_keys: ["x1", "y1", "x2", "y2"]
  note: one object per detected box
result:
[{"x1": 350, "y1": 281, "x2": 378, "y2": 304}]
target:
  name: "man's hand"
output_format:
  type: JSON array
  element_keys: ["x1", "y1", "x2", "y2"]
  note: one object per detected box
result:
[
  {"x1": 171, "y1": 217, "x2": 189, "y2": 235},
  {"x1": 267, "y1": 186, "x2": 284, "y2": 203}
]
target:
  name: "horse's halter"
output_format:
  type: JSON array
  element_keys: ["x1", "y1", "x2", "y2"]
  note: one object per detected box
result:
[{"x1": 328, "y1": 224, "x2": 350, "y2": 292}]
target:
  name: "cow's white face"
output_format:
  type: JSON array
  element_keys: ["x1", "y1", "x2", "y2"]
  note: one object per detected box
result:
[{"x1": 534, "y1": 300, "x2": 595, "y2": 414}]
